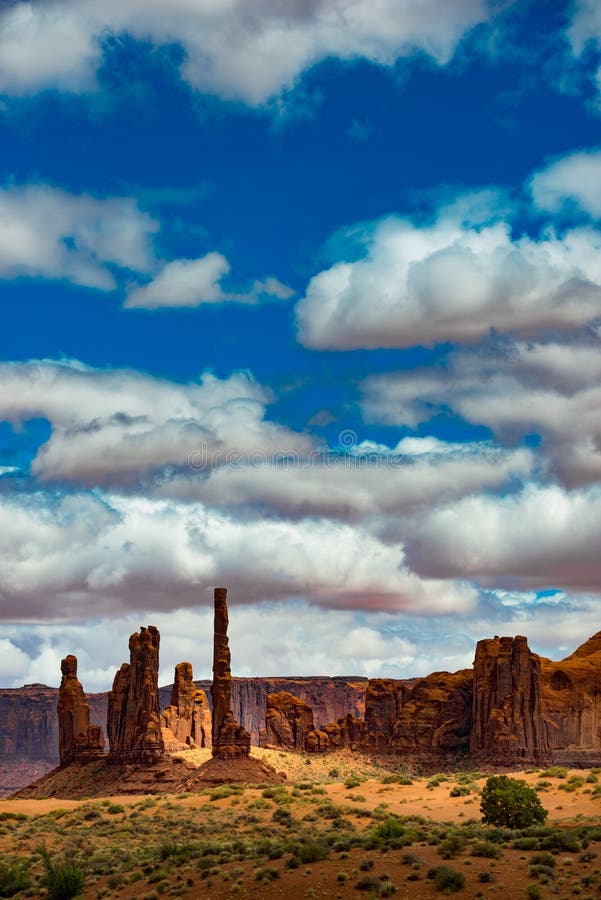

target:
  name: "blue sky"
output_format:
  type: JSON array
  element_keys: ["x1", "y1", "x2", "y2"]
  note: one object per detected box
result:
[{"x1": 1, "y1": 0, "x2": 601, "y2": 691}]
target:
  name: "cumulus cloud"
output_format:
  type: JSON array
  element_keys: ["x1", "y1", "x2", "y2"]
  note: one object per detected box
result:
[
  {"x1": 0, "y1": 0, "x2": 500, "y2": 103},
  {"x1": 296, "y1": 201, "x2": 601, "y2": 349},
  {"x1": 0, "y1": 489, "x2": 478, "y2": 622},
  {"x1": 0, "y1": 183, "x2": 158, "y2": 288},
  {"x1": 158, "y1": 441, "x2": 532, "y2": 522},
  {"x1": 362, "y1": 339, "x2": 601, "y2": 486},
  {"x1": 406, "y1": 483, "x2": 601, "y2": 595},
  {"x1": 125, "y1": 252, "x2": 293, "y2": 309},
  {"x1": 530, "y1": 147, "x2": 601, "y2": 219},
  {"x1": 0, "y1": 359, "x2": 312, "y2": 484}
]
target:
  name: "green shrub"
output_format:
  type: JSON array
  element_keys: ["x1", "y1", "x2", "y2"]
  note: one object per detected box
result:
[
  {"x1": 450, "y1": 786, "x2": 470, "y2": 798},
  {"x1": 0, "y1": 860, "x2": 31, "y2": 897},
  {"x1": 344, "y1": 775, "x2": 362, "y2": 790},
  {"x1": 38, "y1": 846, "x2": 85, "y2": 900},
  {"x1": 106, "y1": 804, "x2": 124, "y2": 814},
  {"x1": 539, "y1": 830, "x2": 581, "y2": 852},
  {"x1": 529, "y1": 852, "x2": 555, "y2": 868},
  {"x1": 512, "y1": 837, "x2": 538, "y2": 850},
  {"x1": 255, "y1": 866, "x2": 279, "y2": 884},
  {"x1": 426, "y1": 865, "x2": 466, "y2": 893},
  {"x1": 480, "y1": 776, "x2": 547, "y2": 829},
  {"x1": 525, "y1": 884, "x2": 542, "y2": 900},
  {"x1": 438, "y1": 832, "x2": 466, "y2": 860},
  {"x1": 539, "y1": 766, "x2": 567, "y2": 779},
  {"x1": 470, "y1": 841, "x2": 501, "y2": 859}
]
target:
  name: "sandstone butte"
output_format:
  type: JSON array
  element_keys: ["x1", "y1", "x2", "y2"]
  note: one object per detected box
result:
[{"x1": 10, "y1": 606, "x2": 601, "y2": 799}]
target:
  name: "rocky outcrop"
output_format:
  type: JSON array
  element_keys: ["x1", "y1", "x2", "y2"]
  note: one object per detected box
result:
[
  {"x1": 57, "y1": 655, "x2": 105, "y2": 766},
  {"x1": 470, "y1": 636, "x2": 550, "y2": 763},
  {"x1": 211, "y1": 588, "x2": 250, "y2": 759},
  {"x1": 363, "y1": 679, "x2": 409, "y2": 751},
  {"x1": 259, "y1": 692, "x2": 315, "y2": 749},
  {"x1": 394, "y1": 670, "x2": 473, "y2": 756},
  {"x1": 107, "y1": 626, "x2": 164, "y2": 765},
  {"x1": 540, "y1": 632, "x2": 601, "y2": 764},
  {"x1": 161, "y1": 663, "x2": 211, "y2": 751}
]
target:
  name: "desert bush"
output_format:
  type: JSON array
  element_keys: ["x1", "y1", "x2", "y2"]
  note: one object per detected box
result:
[
  {"x1": 529, "y1": 851, "x2": 555, "y2": 868},
  {"x1": 539, "y1": 830, "x2": 581, "y2": 853},
  {"x1": 38, "y1": 846, "x2": 85, "y2": 900},
  {"x1": 450, "y1": 786, "x2": 470, "y2": 798},
  {"x1": 344, "y1": 775, "x2": 362, "y2": 790},
  {"x1": 480, "y1": 776, "x2": 547, "y2": 829},
  {"x1": 255, "y1": 866, "x2": 279, "y2": 883},
  {"x1": 0, "y1": 859, "x2": 31, "y2": 897},
  {"x1": 539, "y1": 766, "x2": 567, "y2": 779},
  {"x1": 426, "y1": 865, "x2": 466, "y2": 892},
  {"x1": 470, "y1": 840, "x2": 501, "y2": 859},
  {"x1": 524, "y1": 884, "x2": 542, "y2": 900},
  {"x1": 437, "y1": 831, "x2": 466, "y2": 859}
]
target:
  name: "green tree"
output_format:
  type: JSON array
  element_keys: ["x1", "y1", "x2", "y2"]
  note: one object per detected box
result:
[{"x1": 480, "y1": 775, "x2": 547, "y2": 829}]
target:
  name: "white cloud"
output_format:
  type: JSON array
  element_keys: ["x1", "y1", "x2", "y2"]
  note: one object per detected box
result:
[
  {"x1": 296, "y1": 202, "x2": 601, "y2": 350},
  {"x1": 0, "y1": 489, "x2": 478, "y2": 622},
  {"x1": 530, "y1": 147, "x2": 601, "y2": 218},
  {"x1": 0, "y1": 359, "x2": 312, "y2": 484},
  {"x1": 0, "y1": 184, "x2": 158, "y2": 288},
  {"x1": 157, "y1": 442, "x2": 532, "y2": 521},
  {"x1": 125, "y1": 252, "x2": 293, "y2": 309},
  {"x1": 0, "y1": 638, "x2": 30, "y2": 678},
  {"x1": 362, "y1": 338, "x2": 601, "y2": 487},
  {"x1": 407, "y1": 483, "x2": 601, "y2": 595},
  {"x1": 0, "y1": 0, "x2": 500, "y2": 103}
]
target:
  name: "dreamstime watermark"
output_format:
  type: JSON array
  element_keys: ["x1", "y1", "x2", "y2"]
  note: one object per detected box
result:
[{"x1": 187, "y1": 429, "x2": 408, "y2": 472}]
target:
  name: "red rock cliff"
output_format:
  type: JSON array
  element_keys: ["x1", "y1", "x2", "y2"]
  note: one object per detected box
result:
[{"x1": 471, "y1": 635, "x2": 550, "y2": 763}]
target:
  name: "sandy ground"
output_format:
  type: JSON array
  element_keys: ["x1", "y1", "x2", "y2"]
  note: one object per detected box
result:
[{"x1": 2, "y1": 753, "x2": 601, "y2": 898}]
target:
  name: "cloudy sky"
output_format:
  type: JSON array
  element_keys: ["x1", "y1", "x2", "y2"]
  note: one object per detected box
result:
[{"x1": 1, "y1": 0, "x2": 601, "y2": 692}]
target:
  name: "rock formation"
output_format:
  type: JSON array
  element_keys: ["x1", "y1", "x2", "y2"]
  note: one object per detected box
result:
[
  {"x1": 394, "y1": 670, "x2": 473, "y2": 756},
  {"x1": 211, "y1": 588, "x2": 251, "y2": 759},
  {"x1": 471, "y1": 636, "x2": 550, "y2": 763},
  {"x1": 161, "y1": 662, "x2": 212, "y2": 751},
  {"x1": 107, "y1": 626, "x2": 164, "y2": 765},
  {"x1": 57, "y1": 655, "x2": 105, "y2": 766},
  {"x1": 259, "y1": 691, "x2": 315, "y2": 750},
  {"x1": 362, "y1": 679, "x2": 409, "y2": 752}
]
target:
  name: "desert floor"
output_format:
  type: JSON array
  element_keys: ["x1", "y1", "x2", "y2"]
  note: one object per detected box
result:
[{"x1": 2, "y1": 749, "x2": 601, "y2": 898}]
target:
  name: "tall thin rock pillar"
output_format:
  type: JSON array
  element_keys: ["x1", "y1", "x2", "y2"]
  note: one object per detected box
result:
[{"x1": 211, "y1": 588, "x2": 250, "y2": 758}]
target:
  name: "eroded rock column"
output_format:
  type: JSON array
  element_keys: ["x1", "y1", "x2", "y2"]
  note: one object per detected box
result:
[
  {"x1": 211, "y1": 588, "x2": 250, "y2": 758},
  {"x1": 57, "y1": 655, "x2": 105, "y2": 766},
  {"x1": 107, "y1": 625, "x2": 164, "y2": 765}
]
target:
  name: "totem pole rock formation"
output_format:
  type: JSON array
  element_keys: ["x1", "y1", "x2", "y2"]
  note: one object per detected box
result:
[
  {"x1": 259, "y1": 691, "x2": 315, "y2": 750},
  {"x1": 470, "y1": 635, "x2": 550, "y2": 763},
  {"x1": 107, "y1": 626, "x2": 164, "y2": 765},
  {"x1": 57, "y1": 655, "x2": 105, "y2": 766},
  {"x1": 161, "y1": 662, "x2": 212, "y2": 750},
  {"x1": 211, "y1": 588, "x2": 251, "y2": 759}
]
